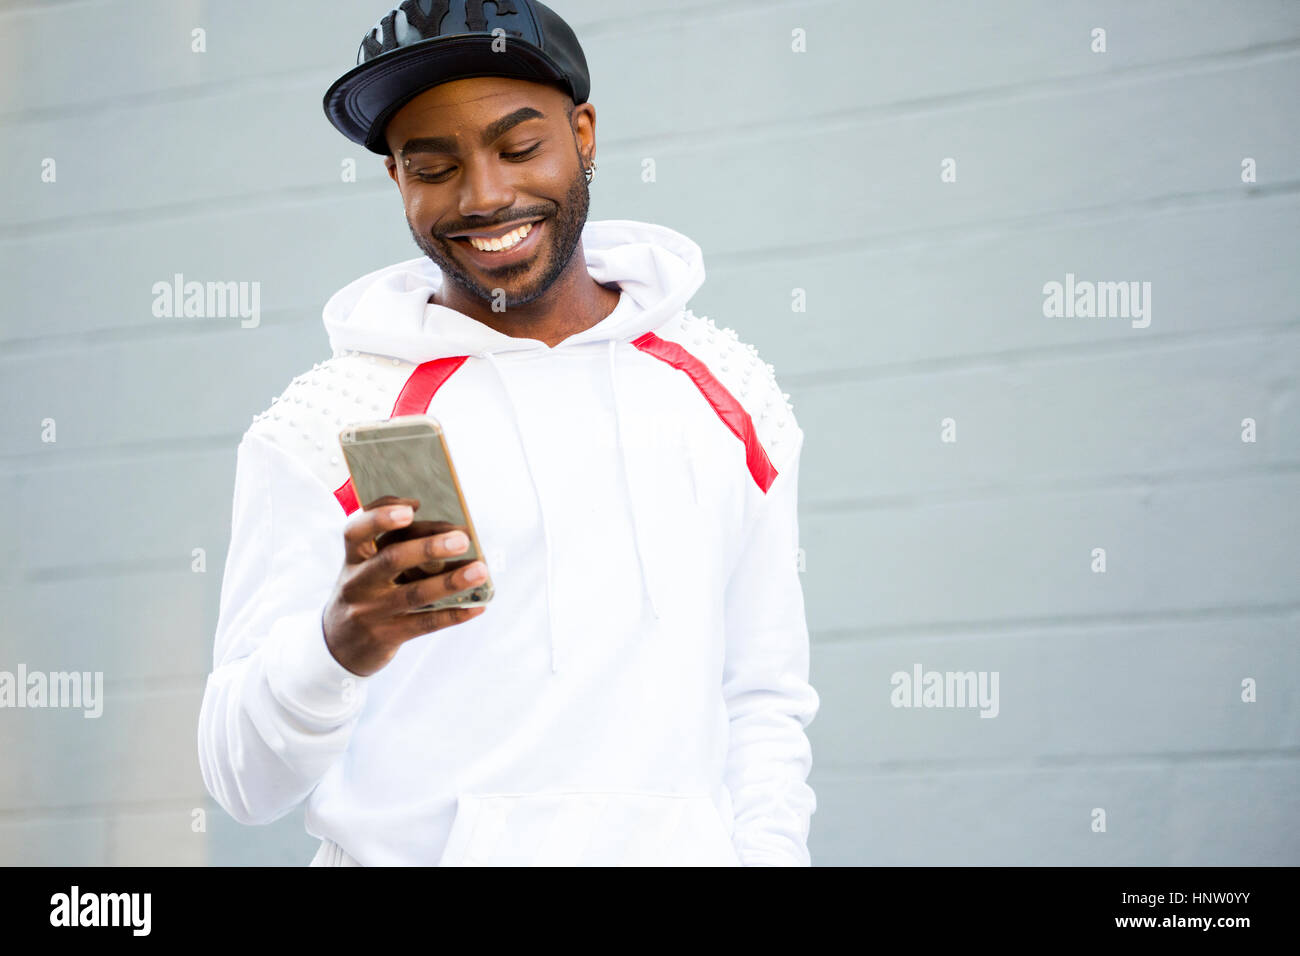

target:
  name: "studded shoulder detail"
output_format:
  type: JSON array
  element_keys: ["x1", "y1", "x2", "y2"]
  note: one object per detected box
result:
[
  {"x1": 654, "y1": 309, "x2": 801, "y2": 472},
  {"x1": 246, "y1": 349, "x2": 420, "y2": 492}
]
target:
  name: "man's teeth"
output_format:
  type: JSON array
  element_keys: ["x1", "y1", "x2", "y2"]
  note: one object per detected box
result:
[{"x1": 466, "y1": 222, "x2": 533, "y2": 252}]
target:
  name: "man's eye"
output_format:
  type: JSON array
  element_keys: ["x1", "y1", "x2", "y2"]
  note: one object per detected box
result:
[
  {"x1": 412, "y1": 143, "x2": 540, "y2": 181},
  {"x1": 496, "y1": 143, "x2": 538, "y2": 159}
]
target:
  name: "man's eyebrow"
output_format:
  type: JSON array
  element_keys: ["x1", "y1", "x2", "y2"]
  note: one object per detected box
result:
[{"x1": 399, "y1": 107, "x2": 546, "y2": 157}]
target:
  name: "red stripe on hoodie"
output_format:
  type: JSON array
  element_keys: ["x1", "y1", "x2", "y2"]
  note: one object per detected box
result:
[
  {"x1": 630, "y1": 331, "x2": 779, "y2": 493},
  {"x1": 333, "y1": 355, "x2": 470, "y2": 514}
]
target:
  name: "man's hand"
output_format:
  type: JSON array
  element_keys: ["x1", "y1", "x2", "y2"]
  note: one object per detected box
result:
[{"x1": 323, "y1": 495, "x2": 487, "y2": 677}]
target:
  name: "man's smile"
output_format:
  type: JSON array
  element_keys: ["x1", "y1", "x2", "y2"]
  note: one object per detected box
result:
[{"x1": 448, "y1": 217, "x2": 545, "y2": 267}]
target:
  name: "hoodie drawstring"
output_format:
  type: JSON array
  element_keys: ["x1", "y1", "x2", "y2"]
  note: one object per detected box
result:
[
  {"x1": 480, "y1": 351, "x2": 561, "y2": 673},
  {"x1": 607, "y1": 339, "x2": 662, "y2": 623},
  {"x1": 477, "y1": 344, "x2": 662, "y2": 675}
]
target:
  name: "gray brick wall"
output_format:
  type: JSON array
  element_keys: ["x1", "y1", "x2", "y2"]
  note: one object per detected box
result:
[{"x1": 1, "y1": 0, "x2": 1295, "y2": 865}]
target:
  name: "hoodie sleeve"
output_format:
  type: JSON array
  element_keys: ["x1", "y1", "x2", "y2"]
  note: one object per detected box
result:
[
  {"x1": 197, "y1": 429, "x2": 373, "y2": 826},
  {"x1": 722, "y1": 426, "x2": 820, "y2": 866}
]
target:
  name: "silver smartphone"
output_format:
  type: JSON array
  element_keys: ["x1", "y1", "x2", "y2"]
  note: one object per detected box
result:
[{"x1": 338, "y1": 414, "x2": 494, "y2": 612}]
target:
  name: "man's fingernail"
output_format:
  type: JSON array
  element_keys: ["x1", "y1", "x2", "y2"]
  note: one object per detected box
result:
[
  {"x1": 391, "y1": 505, "x2": 413, "y2": 522},
  {"x1": 463, "y1": 562, "x2": 486, "y2": 583},
  {"x1": 445, "y1": 532, "x2": 468, "y2": 552}
]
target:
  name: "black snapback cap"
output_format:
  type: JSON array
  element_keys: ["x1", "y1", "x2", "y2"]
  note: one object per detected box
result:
[{"x1": 323, "y1": 0, "x2": 591, "y2": 156}]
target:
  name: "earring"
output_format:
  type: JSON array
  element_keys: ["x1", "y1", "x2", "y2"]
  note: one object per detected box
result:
[{"x1": 585, "y1": 159, "x2": 597, "y2": 184}]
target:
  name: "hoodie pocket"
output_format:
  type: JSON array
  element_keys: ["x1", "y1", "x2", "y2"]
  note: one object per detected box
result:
[{"x1": 436, "y1": 791, "x2": 740, "y2": 866}]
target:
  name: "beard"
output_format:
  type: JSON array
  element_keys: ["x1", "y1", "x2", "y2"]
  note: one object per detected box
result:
[{"x1": 406, "y1": 159, "x2": 591, "y2": 310}]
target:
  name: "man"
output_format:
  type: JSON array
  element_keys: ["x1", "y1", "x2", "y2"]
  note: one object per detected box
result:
[{"x1": 197, "y1": 0, "x2": 819, "y2": 866}]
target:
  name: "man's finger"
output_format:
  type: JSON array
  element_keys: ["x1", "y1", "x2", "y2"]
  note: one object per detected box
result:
[
  {"x1": 360, "y1": 526, "x2": 473, "y2": 586},
  {"x1": 343, "y1": 498, "x2": 420, "y2": 564},
  {"x1": 390, "y1": 604, "x2": 487, "y2": 644},
  {"x1": 389, "y1": 556, "x2": 487, "y2": 612}
]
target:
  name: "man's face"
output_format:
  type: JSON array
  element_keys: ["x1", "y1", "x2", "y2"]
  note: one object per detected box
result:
[{"x1": 384, "y1": 77, "x2": 593, "y2": 309}]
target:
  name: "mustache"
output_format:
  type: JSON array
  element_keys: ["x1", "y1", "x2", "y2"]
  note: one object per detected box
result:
[{"x1": 438, "y1": 212, "x2": 552, "y2": 240}]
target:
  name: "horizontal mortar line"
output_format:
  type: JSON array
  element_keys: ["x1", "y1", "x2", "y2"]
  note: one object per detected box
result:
[
  {"x1": 810, "y1": 601, "x2": 1300, "y2": 645},
  {"x1": 780, "y1": 317, "x2": 1300, "y2": 389},
  {"x1": 3, "y1": 389, "x2": 1298, "y2": 474},
  {"x1": 100, "y1": 676, "x2": 205, "y2": 696},
  {"x1": 0, "y1": 431, "x2": 244, "y2": 474},
  {"x1": 0, "y1": 21, "x2": 1295, "y2": 131},
  {"x1": 803, "y1": 459, "x2": 1300, "y2": 514},
  {"x1": 812, "y1": 747, "x2": 1300, "y2": 778},
  {"x1": 664, "y1": 38, "x2": 1300, "y2": 148},
  {"x1": 1, "y1": 306, "x2": 1295, "y2": 378},
  {"x1": 0, "y1": 307, "x2": 320, "y2": 356},
  {"x1": 19, "y1": 555, "x2": 221, "y2": 583},
  {"x1": 0, "y1": 0, "x2": 754, "y2": 27},
  {"x1": 3, "y1": 424, "x2": 1299, "y2": 486},
  {"x1": 0, "y1": 309, "x2": 1294, "y2": 400},
  {"x1": 3, "y1": 170, "x2": 1297, "y2": 269},
  {"x1": 0, "y1": 796, "x2": 209, "y2": 825},
  {"x1": 711, "y1": 181, "x2": 1300, "y2": 269},
  {"x1": 0, "y1": 0, "x2": 772, "y2": 120},
  {"x1": 0, "y1": 0, "x2": 91, "y2": 18},
  {"x1": 0, "y1": 177, "x2": 402, "y2": 238},
  {"x1": 566, "y1": 0, "x2": 791, "y2": 37},
  {"x1": 0, "y1": 62, "x2": 337, "y2": 124},
  {"x1": 10, "y1": 174, "x2": 1293, "y2": 272}
]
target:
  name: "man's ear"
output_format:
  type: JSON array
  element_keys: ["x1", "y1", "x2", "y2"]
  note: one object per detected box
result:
[
  {"x1": 570, "y1": 102, "x2": 596, "y2": 162},
  {"x1": 384, "y1": 155, "x2": 399, "y2": 184}
]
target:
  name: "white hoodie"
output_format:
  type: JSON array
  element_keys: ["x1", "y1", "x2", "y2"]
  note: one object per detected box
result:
[{"x1": 197, "y1": 219, "x2": 819, "y2": 866}]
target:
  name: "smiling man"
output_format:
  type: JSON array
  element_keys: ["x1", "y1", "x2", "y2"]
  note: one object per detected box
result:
[{"x1": 197, "y1": 0, "x2": 820, "y2": 867}]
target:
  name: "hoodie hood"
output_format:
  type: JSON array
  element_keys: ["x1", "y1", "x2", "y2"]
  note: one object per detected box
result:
[{"x1": 323, "y1": 219, "x2": 705, "y2": 362}]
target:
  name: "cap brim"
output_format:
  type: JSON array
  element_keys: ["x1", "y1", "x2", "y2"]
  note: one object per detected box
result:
[{"x1": 323, "y1": 35, "x2": 576, "y2": 155}]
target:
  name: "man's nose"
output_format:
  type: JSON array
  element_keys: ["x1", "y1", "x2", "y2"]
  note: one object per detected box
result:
[{"x1": 457, "y1": 154, "x2": 515, "y2": 219}]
